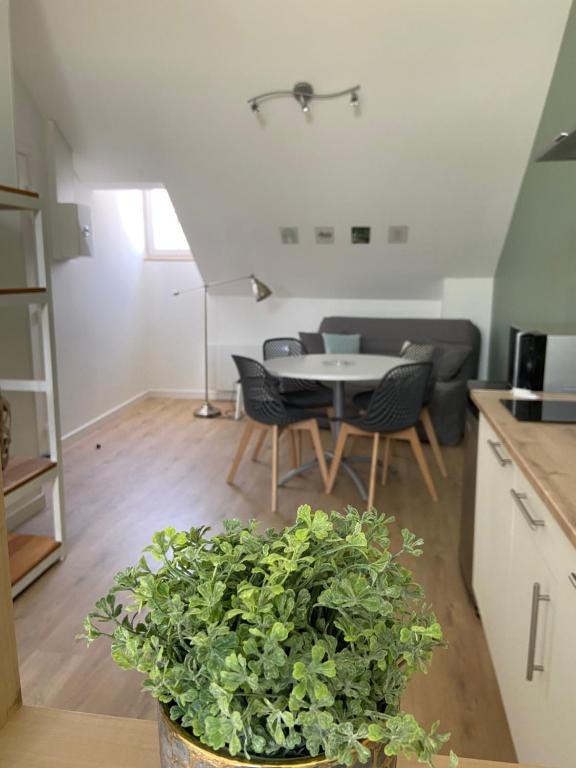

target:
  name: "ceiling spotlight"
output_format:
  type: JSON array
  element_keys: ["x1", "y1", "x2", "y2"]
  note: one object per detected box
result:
[
  {"x1": 247, "y1": 82, "x2": 361, "y2": 116},
  {"x1": 294, "y1": 81, "x2": 314, "y2": 114}
]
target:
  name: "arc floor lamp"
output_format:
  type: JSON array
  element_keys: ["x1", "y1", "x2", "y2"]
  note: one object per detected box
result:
[{"x1": 174, "y1": 274, "x2": 272, "y2": 418}]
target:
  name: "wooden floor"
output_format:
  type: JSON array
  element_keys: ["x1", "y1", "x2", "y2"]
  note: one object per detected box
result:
[{"x1": 12, "y1": 397, "x2": 516, "y2": 763}]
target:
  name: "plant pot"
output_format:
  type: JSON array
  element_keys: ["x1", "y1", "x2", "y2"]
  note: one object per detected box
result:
[{"x1": 158, "y1": 705, "x2": 397, "y2": 768}]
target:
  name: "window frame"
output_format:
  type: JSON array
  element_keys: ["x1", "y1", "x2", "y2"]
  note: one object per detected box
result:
[{"x1": 142, "y1": 188, "x2": 193, "y2": 261}]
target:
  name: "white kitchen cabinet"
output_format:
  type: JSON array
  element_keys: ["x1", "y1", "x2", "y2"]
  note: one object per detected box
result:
[
  {"x1": 473, "y1": 414, "x2": 576, "y2": 768},
  {"x1": 498, "y1": 492, "x2": 556, "y2": 766},
  {"x1": 473, "y1": 418, "x2": 515, "y2": 664},
  {"x1": 546, "y1": 566, "x2": 576, "y2": 768}
]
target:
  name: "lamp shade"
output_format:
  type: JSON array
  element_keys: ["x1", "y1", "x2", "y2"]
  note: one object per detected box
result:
[{"x1": 251, "y1": 275, "x2": 272, "y2": 302}]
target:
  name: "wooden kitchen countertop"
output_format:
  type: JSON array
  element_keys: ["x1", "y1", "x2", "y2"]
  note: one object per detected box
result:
[
  {"x1": 471, "y1": 389, "x2": 576, "y2": 548},
  {"x1": 0, "y1": 706, "x2": 541, "y2": 768}
]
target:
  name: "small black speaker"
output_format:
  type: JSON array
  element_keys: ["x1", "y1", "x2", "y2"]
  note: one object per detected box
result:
[{"x1": 512, "y1": 331, "x2": 547, "y2": 391}]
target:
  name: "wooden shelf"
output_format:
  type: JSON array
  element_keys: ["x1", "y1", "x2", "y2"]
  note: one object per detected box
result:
[
  {"x1": 0, "y1": 288, "x2": 48, "y2": 307},
  {"x1": 0, "y1": 287, "x2": 46, "y2": 295},
  {"x1": 3, "y1": 457, "x2": 57, "y2": 497},
  {"x1": 0, "y1": 184, "x2": 41, "y2": 211},
  {"x1": 7, "y1": 534, "x2": 60, "y2": 585}
]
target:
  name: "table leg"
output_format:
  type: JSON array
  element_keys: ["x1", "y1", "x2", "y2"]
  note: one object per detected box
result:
[{"x1": 332, "y1": 381, "x2": 345, "y2": 438}]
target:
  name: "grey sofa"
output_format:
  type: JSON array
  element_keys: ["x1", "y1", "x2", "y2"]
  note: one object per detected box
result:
[{"x1": 316, "y1": 317, "x2": 481, "y2": 446}]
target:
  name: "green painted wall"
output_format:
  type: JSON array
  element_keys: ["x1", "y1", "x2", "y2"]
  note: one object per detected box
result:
[{"x1": 490, "y1": 1, "x2": 576, "y2": 377}]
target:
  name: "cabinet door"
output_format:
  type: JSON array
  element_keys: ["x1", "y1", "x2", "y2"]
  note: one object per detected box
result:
[
  {"x1": 499, "y1": 495, "x2": 557, "y2": 766},
  {"x1": 473, "y1": 416, "x2": 515, "y2": 663},
  {"x1": 542, "y1": 550, "x2": 576, "y2": 768}
]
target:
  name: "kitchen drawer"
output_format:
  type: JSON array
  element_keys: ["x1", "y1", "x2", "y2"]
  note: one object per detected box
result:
[{"x1": 511, "y1": 466, "x2": 576, "y2": 577}]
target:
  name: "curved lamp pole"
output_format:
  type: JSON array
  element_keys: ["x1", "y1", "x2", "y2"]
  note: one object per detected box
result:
[{"x1": 173, "y1": 274, "x2": 272, "y2": 418}]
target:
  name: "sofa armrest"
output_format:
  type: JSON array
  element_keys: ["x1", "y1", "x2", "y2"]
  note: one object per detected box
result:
[{"x1": 429, "y1": 379, "x2": 467, "y2": 446}]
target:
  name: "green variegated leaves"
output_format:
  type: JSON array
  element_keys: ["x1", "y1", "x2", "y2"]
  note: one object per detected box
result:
[{"x1": 81, "y1": 505, "x2": 449, "y2": 766}]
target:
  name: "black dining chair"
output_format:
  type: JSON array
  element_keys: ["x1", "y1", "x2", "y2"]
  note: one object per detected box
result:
[
  {"x1": 352, "y1": 343, "x2": 447, "y2": 478},
  {"x1": 262, "y1": 337, "x2": 333, "y2": 408},
  {"x1": 227, "y1": 355, "x2": 328, "y2": 512},
  {"x1": 253, "y1": 338, "x2": 333, "y2": 465},
  {"x1": 327, "y1": 362, "x2": 437, "y2": 509}
]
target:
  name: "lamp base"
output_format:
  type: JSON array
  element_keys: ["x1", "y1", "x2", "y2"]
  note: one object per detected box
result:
[{"x1": 194, "y1": 401, "x2": 222, "y2": 418}]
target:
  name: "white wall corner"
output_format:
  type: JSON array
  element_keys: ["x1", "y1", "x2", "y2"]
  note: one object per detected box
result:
[{"x1": 441, "y1": 277, "x2": 494, "y2": 378}]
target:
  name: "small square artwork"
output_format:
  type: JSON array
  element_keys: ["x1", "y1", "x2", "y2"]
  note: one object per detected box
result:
[
  {"x1": 351, "y1": 226, "x2": 371, "y2": 244},
  {"x1": 388, "y1": 225, "x2": 409, "y2": 244},
  {"x1": 280, "y1": 226, "x2": 299, "y2": 245},
  {"x1": 315, "y1": 227, "x2": 334, "y2": 245}
]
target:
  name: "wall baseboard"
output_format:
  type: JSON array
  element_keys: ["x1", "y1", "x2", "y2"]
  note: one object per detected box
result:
[
  {"x1": 147, "y1": 388, "x2": 235, "y2": 401},
  {"x1": 61, "y1": 391, "x2": 149, "y2": 445},
  {"x1": 62, "y1": 389, "x2": 235, "y2": 445}
]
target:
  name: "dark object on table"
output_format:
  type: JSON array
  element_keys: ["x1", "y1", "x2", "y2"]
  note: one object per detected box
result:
[
  {"x1": 501, "y1": 398, "x2": 576, "y2": 423},
  {"x1": 459, "y1": 380, "x2": 509, "y2": 606},
  {"x1": 327, "y1": 362, "x2": 436, "y2": 509},
  {"x1": 0, "y1": 388, "x2": 11, "y2": 470},
  {"x1": 318, "y1": 316, "x2": 481, "y2": 445},
  {"x1": 263, "y1": 337, "x2": 333, "y2": 410}
]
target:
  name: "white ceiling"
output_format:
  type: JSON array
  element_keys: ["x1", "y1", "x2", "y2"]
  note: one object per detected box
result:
[{"x1": 10, "y1": 0, "x2": 571, "y2": 298}]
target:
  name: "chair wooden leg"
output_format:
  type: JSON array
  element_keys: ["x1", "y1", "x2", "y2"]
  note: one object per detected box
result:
[
  {"x1": 381, "y1": 437, "x2": 391, "y2": 486},
  {"x1": 421, "y1": 407, "x2": 447, "y2": 478},
  {"x1": 407, "y1": 427, "x2": 438, "y2": 502},
  {"x1": 271, "y1": 425, "x2": 279, "y2": 512},
  {"x1": 368, "y1": 433, "x2": 380, "y2": 510},
  {"x1": 251, "y1": 429, "x2": 267, "y2": 461},
  {"x1": 227, "y1": 422, "x2": 257, "y2": 483},
  {"x1": 305, "y1": 420, "x2": 329, "y2": 489},
  {"x1": 326, "y1": 424, "x2": 351, "y2": 494}
]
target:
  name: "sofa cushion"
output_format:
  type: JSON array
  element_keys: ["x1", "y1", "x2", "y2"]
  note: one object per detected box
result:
[
  {"x1": 299, "y1": 331, "x2": 325, "y2": 354},
  {"x1": 322, "y1": 333, "x2": 361, "y2": 354}
]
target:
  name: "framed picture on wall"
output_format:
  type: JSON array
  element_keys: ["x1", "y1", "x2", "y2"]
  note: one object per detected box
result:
[{"x1": 351, "y1": 226, "x2": 370, "y2": 244}]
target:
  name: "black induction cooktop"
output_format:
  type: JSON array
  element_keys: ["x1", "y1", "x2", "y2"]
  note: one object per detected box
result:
[{"x1": 501, "y1": 398, "x2": 576, "y2": 423}]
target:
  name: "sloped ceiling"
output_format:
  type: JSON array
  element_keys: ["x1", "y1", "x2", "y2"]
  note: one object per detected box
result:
[{"x1": 10, "y1": 0, "x2": 571, "y2": 298}]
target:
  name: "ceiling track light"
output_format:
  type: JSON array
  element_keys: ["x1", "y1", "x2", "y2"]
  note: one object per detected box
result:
[{"x1": 248, "y1": 82, "x2": 361, "y2": 115}]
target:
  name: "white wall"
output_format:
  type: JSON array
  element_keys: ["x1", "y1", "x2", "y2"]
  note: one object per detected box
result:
[
  {"x1": 442, "y1": 277, "x2": 494, "y2": 378},
  {"x1": 51, "y1": 190, "x2": 151, "y2": 436},
  {"x1": 0, "y1": 0, "x2": 16, "y2": 183},
  {"x1": 142, "y1": 259, "x2": 203, "y2": 393}
]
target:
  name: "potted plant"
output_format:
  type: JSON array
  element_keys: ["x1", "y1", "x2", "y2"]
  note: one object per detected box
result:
[{"x1": 82, "y1": 506, "x2": 456, "y2": 768}]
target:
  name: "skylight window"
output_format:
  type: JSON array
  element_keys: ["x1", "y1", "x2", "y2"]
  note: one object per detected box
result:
[{"x1": 143, "y1": 188, "x2": 192, "y2": 260}]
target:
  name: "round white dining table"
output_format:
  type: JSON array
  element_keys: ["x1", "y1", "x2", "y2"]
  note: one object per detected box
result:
[{"x1": 264, "y1": 353, "x2": 412, "y2": 499}]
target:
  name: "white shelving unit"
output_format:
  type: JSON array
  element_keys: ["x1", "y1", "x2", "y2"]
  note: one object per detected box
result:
[{"x1": 0, "y1": 184, "x2": 66, "y2": 597}]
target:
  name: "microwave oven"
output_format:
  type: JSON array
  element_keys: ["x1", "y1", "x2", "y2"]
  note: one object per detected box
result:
[{"x1": 507, "y1": 325, "x2": 576, "y2": 393}]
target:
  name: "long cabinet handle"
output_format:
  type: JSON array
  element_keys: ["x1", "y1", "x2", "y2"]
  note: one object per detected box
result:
[
  {"x1": 510, "y1": 489, "x2": 546, "y2": 530},
  {"x1": 569, "y1": 573, "x2": 576, "y2": 590},
  {"x1": 487, "y1": 439, "x2": 512, "y2": 467},
  {"x1": 526, "y1": 582, "x2": 550, "y2": 681}
]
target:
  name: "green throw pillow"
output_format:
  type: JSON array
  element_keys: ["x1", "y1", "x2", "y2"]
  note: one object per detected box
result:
[{"x1": 322, "y1": 333, "x2": 361, "y2": 354}]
